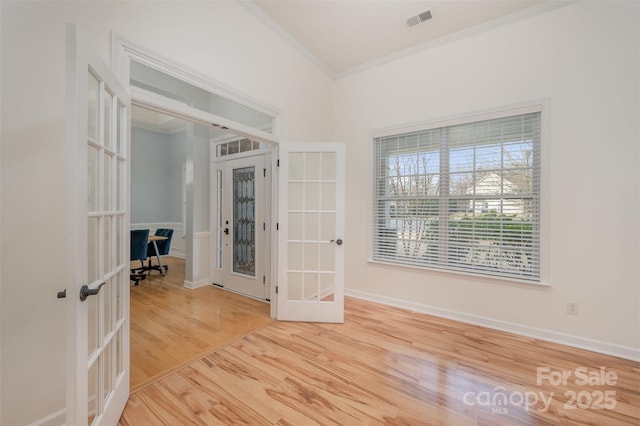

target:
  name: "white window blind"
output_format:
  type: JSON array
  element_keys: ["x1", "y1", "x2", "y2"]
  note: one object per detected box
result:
[{"x1": 373, "y1": 110, "x2": 541, "y2": 281}]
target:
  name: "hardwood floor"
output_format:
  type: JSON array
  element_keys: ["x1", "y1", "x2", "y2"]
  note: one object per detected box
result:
[
  {"x1": 122, "y1": 292, "x2": 640, "y2": 425},
  {"x1": 129, "y1": 256, "x2": 272, "y2": 390}
]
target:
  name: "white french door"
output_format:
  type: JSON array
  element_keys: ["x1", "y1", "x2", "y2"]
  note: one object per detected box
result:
[
  {"x1": 216, "y1": 155, "x2": 267, "y2": 299},
  {"x1": 66, "y1": 24, "x2": 131, "y2": 425},
  {"x1": 277, "y1": 143, "x2": 345, "y2": 322}
]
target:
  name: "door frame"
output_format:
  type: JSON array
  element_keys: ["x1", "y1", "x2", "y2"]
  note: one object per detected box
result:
[
  {"x1": 112, "y1": 35, "x2": 281, "y2": 318},
  {"x1": 113, "y1": 36, "x2": 348, "y2": 324}
]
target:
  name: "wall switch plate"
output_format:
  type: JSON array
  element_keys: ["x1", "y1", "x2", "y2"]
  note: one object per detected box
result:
[{"x1": 567, "y1": 301, "x2": 579, "y2": 315}]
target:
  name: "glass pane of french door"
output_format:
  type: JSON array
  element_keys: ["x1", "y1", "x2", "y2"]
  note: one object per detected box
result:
[
  {"x1": 86, "y1": 70, "x2": 128, "y2": 425},
  {"x1": 286, "y1": 152, "x2": 337, "y2": 302}
]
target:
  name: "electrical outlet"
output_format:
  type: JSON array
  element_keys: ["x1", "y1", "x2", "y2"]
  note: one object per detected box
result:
[{"x1": 567, "y1": 302, "x2": 579, "y2": 315}]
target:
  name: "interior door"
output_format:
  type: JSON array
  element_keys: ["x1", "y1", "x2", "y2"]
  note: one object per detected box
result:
[
  {"x1": 220, "y1": 155, "x2": 267, "y2": 299},
  {"x1": 66, "y1": 24, "x2": 131, "y2": 425},
  {"x1": 277, "y1": 143, "x2": 345, "y2": 322}
]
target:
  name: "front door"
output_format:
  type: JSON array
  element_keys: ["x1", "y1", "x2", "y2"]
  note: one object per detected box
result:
[
  {"x1": 277, "y1": 143, "x2": 346, "y2": 323},
  {"x1": 66, "y1": 24, "x2": 131, "y2": 425},
  {"x1": 217, "y1": 155, "x2": 267, "y2": 299}
]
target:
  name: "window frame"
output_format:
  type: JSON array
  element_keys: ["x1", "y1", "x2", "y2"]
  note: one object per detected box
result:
[{"x1": 370, "y1": 103, "x2": 549, "y2": 286}]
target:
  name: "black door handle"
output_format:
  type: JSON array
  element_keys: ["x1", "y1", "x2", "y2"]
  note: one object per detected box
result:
[
  {"x1": 330, "y1": 239, "x2": 343, "y2": 246},
  {"x1": 80, "y1": 281, "x2": 106, "y2": 302},
  {"x1": 224, "y1": 228, "x2": 229, "y2": 235},
  {"x1": 57, "y1": 289, "x2": 66, "y2": 299}
]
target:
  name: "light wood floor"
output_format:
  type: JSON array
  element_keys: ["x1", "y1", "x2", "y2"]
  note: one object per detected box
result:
[
  {"x1": 122, "y1": 281, "x2": 640, "y2": 425},
  {"x1": 130, "y1": 256, "x2": 272, "y2": 390}
]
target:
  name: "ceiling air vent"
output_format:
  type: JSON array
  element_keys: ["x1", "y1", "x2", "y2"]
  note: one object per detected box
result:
[{"x1": 406, "y1": 10, "x2": 432, "y2": 27}]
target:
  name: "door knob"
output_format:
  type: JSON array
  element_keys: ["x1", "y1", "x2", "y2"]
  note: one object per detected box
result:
[
  {"x1": 330, "y1": 239, "x2": 343, "y2": 246},
  {"x1": 79, "y1": 281, "x2": 106, "y2": 302}
]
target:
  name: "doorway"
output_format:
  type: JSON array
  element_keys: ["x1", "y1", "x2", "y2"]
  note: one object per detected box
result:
[
  {"x1": 115, "y1": 35, "x2": 346, "y2": 323},
  {"x1": 129, "y1": 105, "x2": 273, "y2": 389}
]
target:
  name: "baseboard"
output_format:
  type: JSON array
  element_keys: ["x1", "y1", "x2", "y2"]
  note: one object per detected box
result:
[
  {"x1": 345, "y1": 288, "x2": 640, "y2": 362},
  {"x1": 184, "y1": 279, "x2": 211, "y2": 289},
  {"x1": 28, "y1": 408, "x2": 65, "y2": 426}
]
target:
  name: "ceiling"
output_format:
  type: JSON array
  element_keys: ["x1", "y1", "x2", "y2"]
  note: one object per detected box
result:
[
  {"x1": 133, "y1": 0, "x2": 551, "y2": 132},
  {"x1": 250, "y1": 0, "x2": 548, "y2": 77}
]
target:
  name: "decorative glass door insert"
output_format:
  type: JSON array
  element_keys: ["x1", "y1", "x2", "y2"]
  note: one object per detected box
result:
[{"x1": 233, "y1": 166, "x2": 256, "y2": 276}]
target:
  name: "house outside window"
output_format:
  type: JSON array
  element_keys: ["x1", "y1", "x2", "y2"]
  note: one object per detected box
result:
[{"x1": 373, "y1": 107, "x2": 542, "y2": 282}]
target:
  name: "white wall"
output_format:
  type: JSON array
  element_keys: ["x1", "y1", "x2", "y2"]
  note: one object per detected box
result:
[
  {"x1": 192, "y1": 125, "x2": 211, "y2": 234},
  {"x1": 184, "y1": 123, "x2": 211, "y2": 285},
  {"x1": 333, "y1": 1, "x2": 639, "y2": 354},
  {"x1": 0, "y1": 1, "x2": 333, "y2": 424}
]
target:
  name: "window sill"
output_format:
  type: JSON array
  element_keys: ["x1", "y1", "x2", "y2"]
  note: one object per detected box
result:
[{"x1": 367, "y1": 258, "x2": 550, "y2": 288}]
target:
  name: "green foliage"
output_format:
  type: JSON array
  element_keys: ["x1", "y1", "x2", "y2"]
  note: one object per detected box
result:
[{"x1": 448, "y1": 213, "x2": 533, "y2": 247}]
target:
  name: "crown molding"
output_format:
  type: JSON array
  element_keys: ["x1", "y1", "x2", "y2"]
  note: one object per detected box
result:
[
  {"x1": 336, "y1": 0, "x2": 577, "y2": 79},
  {"x1": 240, "y1": 0, "x2": 577, "y2": 81},
  {"x1": 238, "y1": 0, "x2": 336, "y2": 80}
]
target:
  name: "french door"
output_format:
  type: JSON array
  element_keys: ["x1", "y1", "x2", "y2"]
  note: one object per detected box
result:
[
  {"x1": 277, "y1": 144, "x2": 345, "y2": 322},
  {"x1": 66, "y1": 24, "x2": 131, "y2": 425}
]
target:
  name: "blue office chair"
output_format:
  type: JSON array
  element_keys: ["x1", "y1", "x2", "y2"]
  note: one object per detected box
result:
[
  {"x1": 145, "y1": 228, "x2": 174, "y2": 275},
  {"x1": 130, "y1": 229, "x2": 150, "y2": 285}
]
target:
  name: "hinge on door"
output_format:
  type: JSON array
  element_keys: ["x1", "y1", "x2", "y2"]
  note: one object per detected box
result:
[
  {"x1": 276, "y1": 286, "x2": 278, "y2": 294},
  {"x1": 264, "y1": 168, "x2": 267, "y2": 177},
  {"x1": 277, "y1": 159, "x2": 280, "y2": 167},
  {"x1": 276, "y1": 223, "x2": 279, "y2": 231},
  {"x1": 263, "y1": 275, "x2": 266, "y2": 284},
  {"x1": 263, "y1": 222, "x2": 266, "y2": 231}
]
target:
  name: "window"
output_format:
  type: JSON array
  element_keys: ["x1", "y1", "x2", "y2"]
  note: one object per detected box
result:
[
  {"x1": 373, "y1": 108, "x2": 541, "y2": 282},
  {"x1": 217, "y1": 138, "x2": 262, "y2": 157}
]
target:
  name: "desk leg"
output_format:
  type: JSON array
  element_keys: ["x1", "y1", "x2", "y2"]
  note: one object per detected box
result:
[{"x1": 152, "y1": 240, "x2": 166, "y2": 276}]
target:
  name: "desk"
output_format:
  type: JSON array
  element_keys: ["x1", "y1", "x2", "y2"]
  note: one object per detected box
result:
[{"x1": 149, "y1": 235, "x2": 168, "y2": 276}]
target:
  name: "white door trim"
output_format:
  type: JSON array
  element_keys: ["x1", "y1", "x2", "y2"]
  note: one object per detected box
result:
[
  {"x1": 131, "y1": 86, "x2": 278, "y2": 145},
  {"x1": 110, "y1": 33, "x2": 282, "y2": 141},
  {"x1": 113, "y1": 35, "x2": 282, "y2": 317}
]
